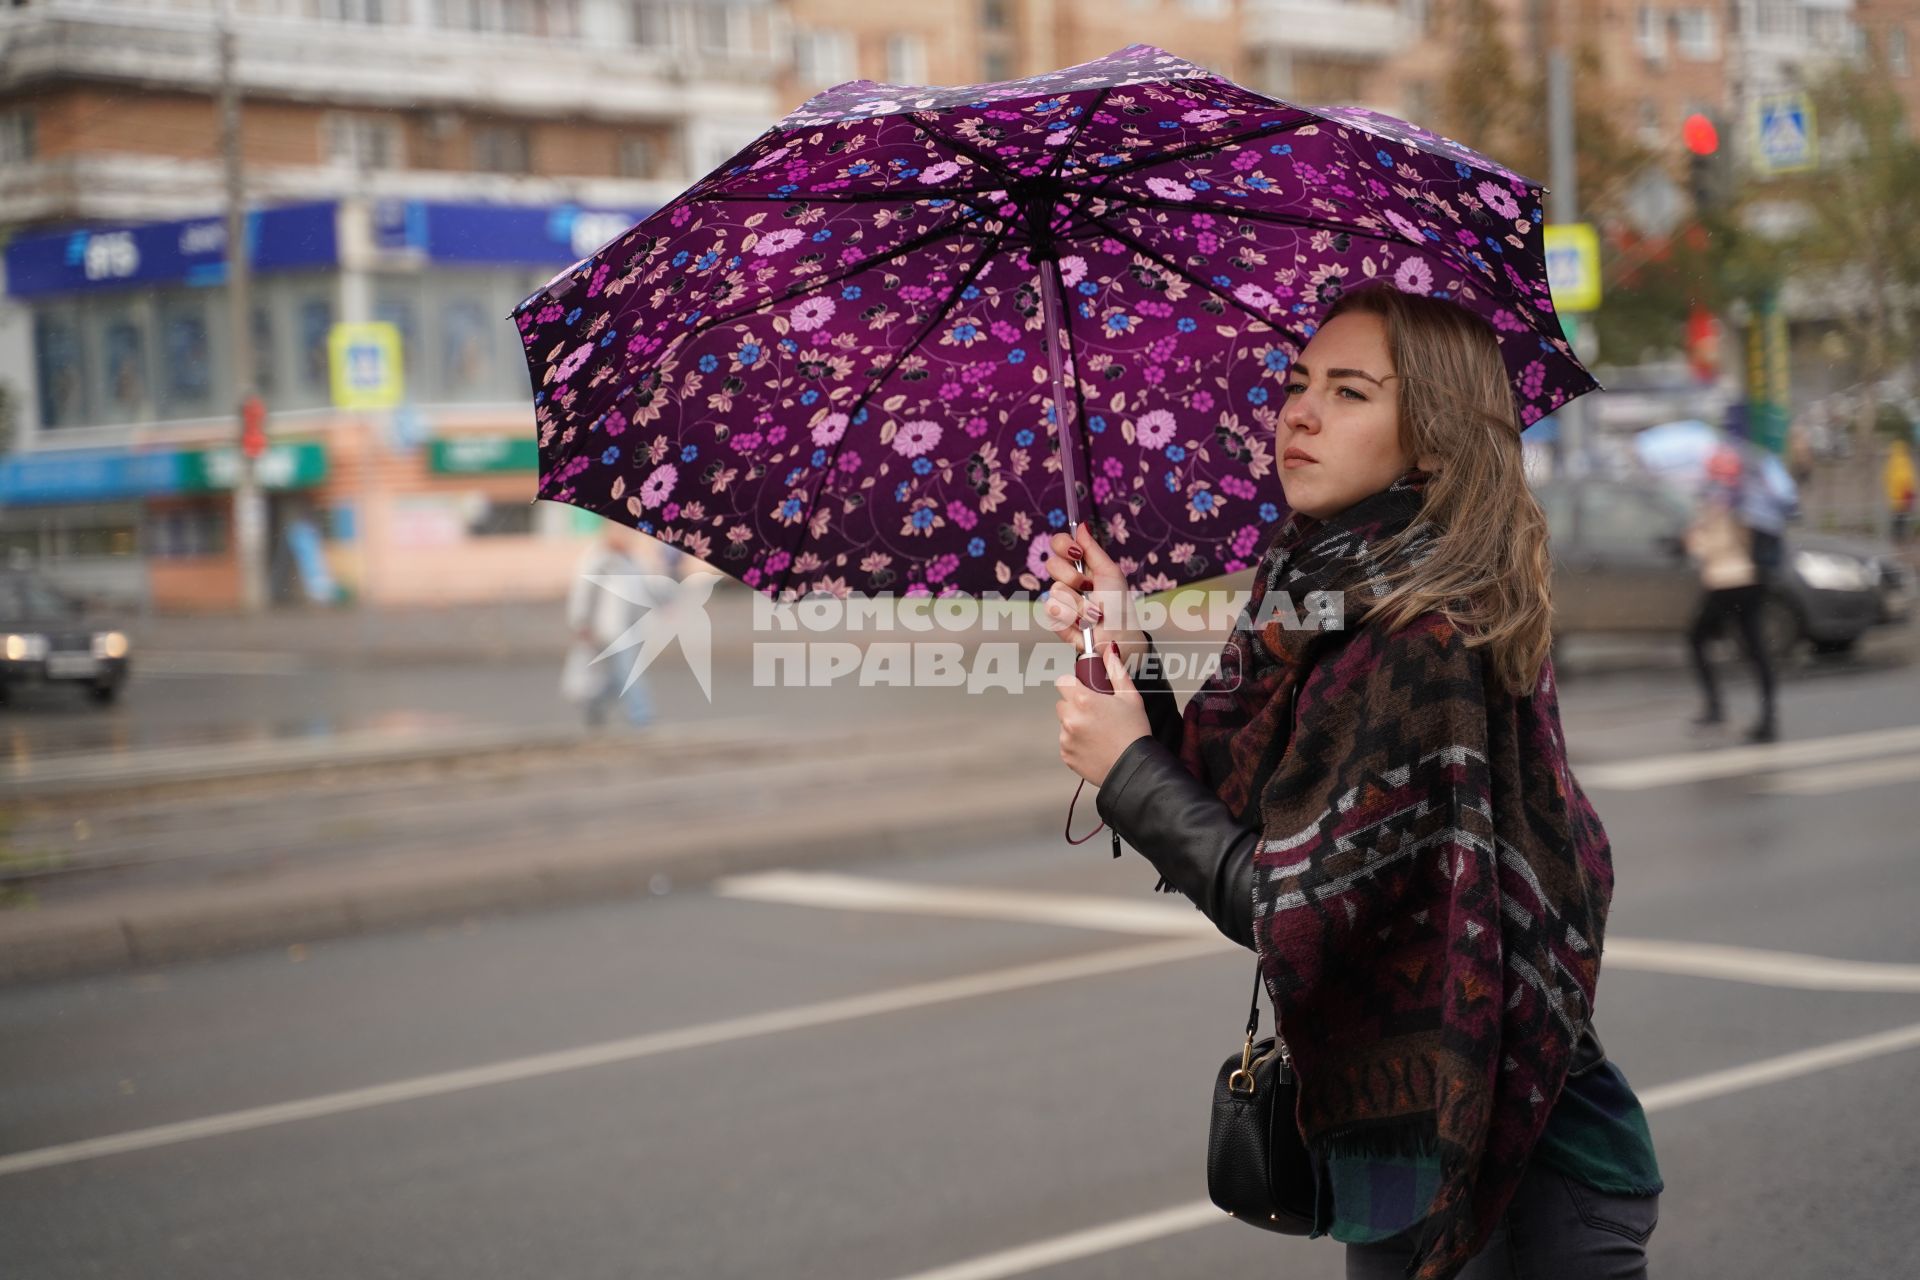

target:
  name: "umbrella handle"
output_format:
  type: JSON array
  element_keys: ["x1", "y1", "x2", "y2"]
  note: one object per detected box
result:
[{"x1": 1068, "y1": 550, "x2": 1113, "y2": 694}]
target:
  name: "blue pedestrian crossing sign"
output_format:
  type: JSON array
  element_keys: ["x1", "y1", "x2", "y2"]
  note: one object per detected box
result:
[
  {"x1": 328, "y1": 322, "x2": 405, "y2": 410},
  {"x1": 1543, "y1": 223, "x2": 1601, "y2": 314},
  {"x1": 1753, "y1": 92, "x2": 1816, "y2": 176}
]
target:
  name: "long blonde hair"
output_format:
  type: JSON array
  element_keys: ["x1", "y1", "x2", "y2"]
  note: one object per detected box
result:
[{"x1": 1321, "y1": 285, "x2": 1555, "y2": 697}]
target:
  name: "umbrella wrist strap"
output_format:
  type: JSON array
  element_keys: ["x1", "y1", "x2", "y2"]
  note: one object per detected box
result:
[{"x1": 1064, "y1": 776, "x2": 1125, "y2": 865}]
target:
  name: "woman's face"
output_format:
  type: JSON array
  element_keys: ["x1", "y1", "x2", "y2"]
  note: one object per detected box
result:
[{"x1": 1277, "y1": 311, "x2": 1427, "y2": 520}]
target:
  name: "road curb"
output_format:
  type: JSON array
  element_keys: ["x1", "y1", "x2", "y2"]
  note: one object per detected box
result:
[{"x1": 0, "y1": 776, "x2": 1075, "y2": 986}]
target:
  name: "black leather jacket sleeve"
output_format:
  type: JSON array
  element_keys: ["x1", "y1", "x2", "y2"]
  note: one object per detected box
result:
[
  {"x1": 1095, "y1": 733, "x2": 1257, "y2": 951},
  {"x1": 1133, "y1": 632, "x2": 1185, "y2": 755}
]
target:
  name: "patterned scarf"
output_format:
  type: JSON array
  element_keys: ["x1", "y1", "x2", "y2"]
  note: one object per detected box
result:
[{"x1": 1177, "y1": 470, "x2": 1614, "y2": 1280}]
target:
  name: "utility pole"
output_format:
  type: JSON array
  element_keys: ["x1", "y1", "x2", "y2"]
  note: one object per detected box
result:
[
  {"x1": 1546, "y1": 0, "x2": 1589, "y2": 473},
  {"x1": 218, "y1": 0, "x2": 269, "y2": 613}
]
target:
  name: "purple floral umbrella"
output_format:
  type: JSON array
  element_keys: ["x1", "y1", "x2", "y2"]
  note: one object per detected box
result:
[{"x1": 512, "y1": 43, "x2": 1592, "y2": 607}]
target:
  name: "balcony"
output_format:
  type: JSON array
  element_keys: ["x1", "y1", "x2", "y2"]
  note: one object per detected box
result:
[
  {"x1": 1243, "y1": 0, "x2": 1408, "y2": 61},
  {"x1": 0, "y1": 0, "x2": 782, "y2": 123}
]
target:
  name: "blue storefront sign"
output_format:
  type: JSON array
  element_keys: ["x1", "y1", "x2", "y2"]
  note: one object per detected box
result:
[
  {"x1": 6, "y1": 199, "x2": 655, "y2": 301},
  {"x1": 0, "y1": 450, "x2": 184, "y2": 504},
  {"x1": 3, "y1": 203, "x2": 339, "y2": 299},
  {"x1": 371, "y1": 200, "x2": 651, "y2": 266}
]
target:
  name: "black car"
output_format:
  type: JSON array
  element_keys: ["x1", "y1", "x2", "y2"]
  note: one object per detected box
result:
[
  {"x1": 1534, "y1": 477, "x2": 1912, "y2": 659},
  {"x1": 0, "y1": 570, "x2": 132, "y2": 705}
]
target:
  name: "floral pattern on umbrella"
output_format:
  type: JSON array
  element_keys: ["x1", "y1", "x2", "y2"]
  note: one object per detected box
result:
[{"x1": 513, "y1": 44, "x2": 1590, "y2": 601}]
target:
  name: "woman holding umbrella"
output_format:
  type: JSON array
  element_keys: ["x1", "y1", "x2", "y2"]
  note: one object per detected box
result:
[{"x1": 1048, "y1": 284, "x2": 1662, "y2": 1279}]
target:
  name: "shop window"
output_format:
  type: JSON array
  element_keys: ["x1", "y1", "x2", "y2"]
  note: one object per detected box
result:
[
  {"x1": 159, "y1": 297, "x2": 215, "y2": 418},
  {"x1": 468, "y1": 499, "x2": 536, "y2": 537},
  {"x1": 99, "y1": 311, "x2": 150, "y2": 422},
  {"x1": 440, "y1": 296, "x2": 493, "y2": 400},
  {"x1": 34, "y1": 311, "x2": 89, "y2": 429},
  {"x1": 148, "y1": 507, "x2": 230, "y2": 559},
  {"x1": 299, "y1": 296, "x2": 334, "y2": 394},
  {"x1": 373, "y1": 287, "x2": 423, "y2": 394}
]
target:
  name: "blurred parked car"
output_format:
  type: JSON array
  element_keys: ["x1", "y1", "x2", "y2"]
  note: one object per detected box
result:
[
  {"x1": 1535, "y1": 477, "x2": 1912, "y2": 659},
  {"x1": 0, "y1": 570, "x2": 132, "y2": 705}
]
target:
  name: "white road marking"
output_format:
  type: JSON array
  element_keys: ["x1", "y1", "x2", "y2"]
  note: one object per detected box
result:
[
  {"x1": 1576, "y1": 725, "x2": 1920, "y2": 791},
  {"x1": 881, "y1": 1202, "x2": 1226, "y2": 1280},
  {"x1": 715, "y1": 869, "x2": 1213, "y2": 936},
  {"x1": 718, "y1": 871, "x2": 1920, "y2": 993},
  {"x1": 1604, "y1": 938, "x2": 1920, "y2": 992},
  {"x1": 1755, "y1": 751, "x2": 1920, "y2": 796},
  {"x1": 0, "y1": 936, "x2": 1222, "y2": 1179},
  {"x1": 1634, "y1": 1020, "x2": 1920, "y2": 1110},
  {"x1": 877, "y1": 1021, "x2": 1920, "y2": 1280}
]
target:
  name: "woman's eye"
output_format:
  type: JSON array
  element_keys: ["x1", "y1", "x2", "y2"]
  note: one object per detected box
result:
[
  {"x1": 1283, "y1": 383, "x2": 1306, "y2": 396},
  {"x1": 1337, "y1": 387, "x2": 1366, "y2": 401}
]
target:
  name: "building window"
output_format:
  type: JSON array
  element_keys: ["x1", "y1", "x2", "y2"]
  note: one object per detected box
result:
[
  {"x1": 616, "y1": 135, "x2": 657, "y2": 179},
  {"x1": 631, "y1": 0, "x2": 673, "y2": 48},
  {"x1": 1401, "y1": 0, "x2": 1431, "y2": 36},
  {"x1": 148, "y1": 507, "x2": 230, "y2": 559},
  {"x1": 694, "y1": 3, "x2": 741, "y2": 54},
  {"x1": 306, "y1": 0, "x2": 398, "y2": 24},
  {"x1": 34, "y1": 312, "x2": 89, "y2": 430},
  {"x1": 0, "y1": 110, "x2": 33, "y2": 165},
  {"x1": 885, "y1": 33, "x2": 928, "y2": 84},
  {"x1": 1893, "y1": 27, "x2": 1911, "y2": 76},
  {"x1": 468, "y1": 499, "x2": 536, "y2": 537},
  {"x1": 435, "y1": 0, "x2": 578, "y2": 37},
  {"x1": 1636, "y1": 6, "x2": 1666, "y2": 61},
  {"x1": 98, "y1": 311, "x2": 150, "y2": 422},
  {"x1": 472, "y1": 124, "x2": 533, "y2": 174},
  {"x1": 982, "y1": 47, "x2": 1012, "y2": 81},
  {"x1": 981, "y1": 0, "x2": 1007, "y2": 33},
  {"x1": 440, "y1": 296, "x2": 494, "y2": 401},
  {"x1": 324, "y1": 113, "x2": 404, "y2": 171},
  {"x1": 1674, "y1": 8, "x2": 1716, "y2": 60},
  {"x1": 1637, "y1": 99, "x2": 1663, "y2": 145},
  {"x1": 794, "y1": 28, "x2": 857, "y2": 84},
  {"x1": 158, "y1": 297, "x2": 214, "y2": 418},
  {"x1": 298, "y1": 296, "x2": 334, "y2": 394}
]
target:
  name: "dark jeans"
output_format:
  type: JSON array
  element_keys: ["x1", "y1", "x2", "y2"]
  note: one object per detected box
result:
[
  {"x1": 1344, "y1": 1160, "x2": 1659, "y2": 1279},
  {"x1": 1687, "y1": 582, "x2": 1775, "y2": 723}
]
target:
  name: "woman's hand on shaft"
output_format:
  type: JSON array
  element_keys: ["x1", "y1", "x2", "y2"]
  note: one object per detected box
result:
[
  {"x1": 1041, "y1": 521, "x2": 1148, "y2": 664},
  {"x1": 1054, "y1": 643, "x2": 1151, "y2": 787}
]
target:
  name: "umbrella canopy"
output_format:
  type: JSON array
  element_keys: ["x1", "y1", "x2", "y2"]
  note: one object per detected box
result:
[
  {"x1": 1633, "y1": 418, "x2": 1798, "y2": 533},
  {"x1": 513, "y1": 44, "x2": 1593, "y2": 601}
]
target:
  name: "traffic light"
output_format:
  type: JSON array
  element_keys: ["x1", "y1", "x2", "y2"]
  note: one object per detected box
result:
[{"x1": 1684, "y1": 112, "x2": 1733, "y2": 214}]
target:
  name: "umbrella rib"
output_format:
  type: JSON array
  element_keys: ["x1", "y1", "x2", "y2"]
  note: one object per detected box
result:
[
  {"x1": 1063, "y1": 206, "x2": 1291, "y2": 338},
  {"x1": 696, "y1": 188, "x2": 999, "y2": 208},
  {"x1": 1083, "y1": 114, "x2": 1320, "y2": 187},
  {"x1": 909, "y1": 116, "x2": 1024, "y2": 186},
  {"x1": 769, "y1": 226, "x2": 1011, "y2": 599},
  {"x1": 1044, "y1": 85, "x2": 1111, "y2": 187}
]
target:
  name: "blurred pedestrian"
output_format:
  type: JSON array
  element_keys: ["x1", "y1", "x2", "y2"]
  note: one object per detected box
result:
[
  {"x1": 1885, "y1": 438, "x2": 1915, "y2": 544},
  {"x1": 1046, "y1": 286, "x2": 1660, "y2": 1280},
  {"x1": 1683, "y1": 446, "x2": 1777, "y2": 742},
  {"x1": 562, "y1": 526, "x2": 662, "y2": 729}
]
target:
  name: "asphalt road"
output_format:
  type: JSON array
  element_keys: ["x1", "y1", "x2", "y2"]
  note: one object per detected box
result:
[{"x1": 4, "y1": 654, "x2": 1919, "y2": 1278}]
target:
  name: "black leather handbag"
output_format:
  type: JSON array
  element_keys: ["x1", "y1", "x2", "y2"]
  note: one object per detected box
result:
[{"x1": 1207, "y1": 966, "x2": 1317, "y2": 1234}]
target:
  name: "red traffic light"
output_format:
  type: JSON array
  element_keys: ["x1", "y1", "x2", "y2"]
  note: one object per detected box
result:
[{"x1": 1682, "y1": 113, "x2": 1719, "y2": 156}]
